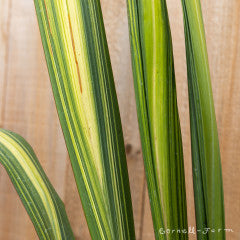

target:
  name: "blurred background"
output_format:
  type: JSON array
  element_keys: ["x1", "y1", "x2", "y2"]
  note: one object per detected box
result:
[{"x1": 0, "y1": 0, "x2": 239, "y2": 239}]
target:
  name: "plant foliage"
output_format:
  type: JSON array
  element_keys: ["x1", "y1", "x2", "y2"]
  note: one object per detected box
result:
[
  {"x1": 0, "y1": 129, "x2": 74, "y2": 240},
  {"x1": 34, "y1": 0, "x2": 135, "y2": 239},
  {"x1": 180, "y1": 0, "x2": 225, "y2": 239},
  {"x1": 126, "y1": 0, "x2": 188, "y2": 239}
]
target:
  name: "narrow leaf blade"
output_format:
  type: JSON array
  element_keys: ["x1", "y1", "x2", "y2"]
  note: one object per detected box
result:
[
  {"x1": 126, "y1": 1, "x2": 188, "y2": 239},
  {"x1": 0, "y1": 129, "x2": 74, "y2": 240},
  {"x1": 180, "y1": 0, "x2": 225, "y2": 239}
]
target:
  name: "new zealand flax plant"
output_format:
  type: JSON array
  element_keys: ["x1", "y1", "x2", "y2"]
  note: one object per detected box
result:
[
  {"x1": 0, "y1": 0, "x2": 135, "y2": 239},
  {"x1": 180, "y1": 0, "x2": 225, "y2": 239},
  {"x1": 126, "y1": 0, "x2": 188, "y2": 239},
  {"x1": 0, "y1": 0, "x2": 225, "y2": 239}
]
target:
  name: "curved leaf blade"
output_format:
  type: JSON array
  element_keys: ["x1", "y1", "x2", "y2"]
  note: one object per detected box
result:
[
  {"x1": 0, "y1": 129, "x2": 74, "y2": 240},
  {"x1": 34, "y1": 0, "x2": 135, "y2": 239}
]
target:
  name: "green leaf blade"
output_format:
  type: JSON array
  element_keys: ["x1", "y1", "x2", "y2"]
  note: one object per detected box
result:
[
  {"x1": 34, "y1": 0, "x2": 135, "y2": 239},
  {"x1": 0, "y1": 129, "x2": 74, "y2": 240},
  {"x1": 180, "y1": 1, "x2": 225, "y2": 239},
  {"x1": 126, "y1": 1, "x2": 188, "y2": 239}
]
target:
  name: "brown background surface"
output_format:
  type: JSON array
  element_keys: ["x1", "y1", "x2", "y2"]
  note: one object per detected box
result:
[{"x1": 0, "y1": 0, "x2": 239, "y2": 239}]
